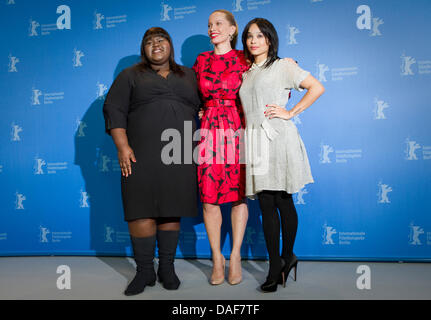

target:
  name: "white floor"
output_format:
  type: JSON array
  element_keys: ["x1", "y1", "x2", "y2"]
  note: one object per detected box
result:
[{"x1": 0, "y1": 256, "x2": 430, "y2": 300}]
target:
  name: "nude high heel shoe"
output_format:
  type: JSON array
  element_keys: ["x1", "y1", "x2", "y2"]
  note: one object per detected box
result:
[
  {"x1": 228, "y1": 255, "x2": 242, "y2": 285},
  {"x1": 210, "y1": 255, "x2": 225, "y2": 285}
]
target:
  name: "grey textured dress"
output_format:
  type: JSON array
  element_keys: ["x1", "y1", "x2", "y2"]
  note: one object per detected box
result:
[{"x1": 239, "y1": 58, "x2": 314, "y2": 199}]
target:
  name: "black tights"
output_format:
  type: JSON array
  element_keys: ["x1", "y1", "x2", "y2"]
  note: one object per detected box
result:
[
  {"x1": 258, "y1": 190, "x2": 298, "y2": 278},
  {"x1": 128, "y1": 217, "x2": 181, "y2": 238}
]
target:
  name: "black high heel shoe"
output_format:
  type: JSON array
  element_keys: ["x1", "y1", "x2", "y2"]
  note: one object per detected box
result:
[
  {"x1": 261, "y1": 259, "x2": 286, "y2": 293},
  {"x1": 279, "y1": 253, "x2": 298, "y2": 284}
]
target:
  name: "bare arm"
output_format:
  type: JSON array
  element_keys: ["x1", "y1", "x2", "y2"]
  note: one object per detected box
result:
[
  {"x1": 265, "y1": 74, "x2": 325, "y2": 120},
  {"x1": 289, "y1": 74, "x2": 325, "y2": 117},
  {"x1": 110, "y1": 128, "x2": 136, "y2": 177}
]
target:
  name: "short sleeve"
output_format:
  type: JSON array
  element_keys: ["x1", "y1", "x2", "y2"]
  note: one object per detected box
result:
[
  {"x1": 192, "y1": 56, "x2": 198, "y2": 73},
  {"x1": 102, "y1": 69, "x2": 133, "y2": 134},
  {"x1": 280, "y1": 59, "x2": 310, "y2": 92},
  {"x1": 192, "y1": 54, "x2": 202, "y2": 80},
  {"x1": 236, "y1": 50, "x2": 250, "y2": 74}
]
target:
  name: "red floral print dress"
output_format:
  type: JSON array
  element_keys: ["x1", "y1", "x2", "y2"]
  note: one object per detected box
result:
[{"x1": 193, "y1": 49, "x2": 249, "y2": 204}]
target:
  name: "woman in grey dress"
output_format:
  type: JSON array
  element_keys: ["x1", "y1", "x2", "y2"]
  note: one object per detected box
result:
[{"x1": 239, "y1": 18, "x2": 325, "y2": 292}]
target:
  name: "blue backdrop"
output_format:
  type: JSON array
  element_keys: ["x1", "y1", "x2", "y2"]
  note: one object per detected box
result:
[{"x1": 1, "y1": 0, "x2": 430, "y2": 261}]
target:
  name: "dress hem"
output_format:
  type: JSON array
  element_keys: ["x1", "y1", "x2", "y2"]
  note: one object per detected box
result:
[
  {"x1": 246, "y1": 180, "x2": 314, "y2": 200},
  {"x1": 200, "y1": 196, "x2": 246, "y2": 205}
]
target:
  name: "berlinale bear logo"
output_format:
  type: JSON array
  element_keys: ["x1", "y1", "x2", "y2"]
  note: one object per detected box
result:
[{"x1": 29, "y1": 5, "x2": 71, "y2": 37}]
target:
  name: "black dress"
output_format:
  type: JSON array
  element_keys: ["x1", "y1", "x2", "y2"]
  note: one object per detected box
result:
[{"x1": 103, "y1": 65, "x2": 200, "y2": 221}]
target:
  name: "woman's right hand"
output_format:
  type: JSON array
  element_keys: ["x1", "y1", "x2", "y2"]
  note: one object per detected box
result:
[
  {"x1": 198, "y1": 108, "x2": 204, "y2": 120},
  {"x1": 118, "y1": 145, "x2": 136, "y2": 177}
]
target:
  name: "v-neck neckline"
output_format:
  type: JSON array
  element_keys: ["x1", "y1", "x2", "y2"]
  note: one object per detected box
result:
[{"x1": 152, "y1": 68, "x2": 171, "y2": 80}]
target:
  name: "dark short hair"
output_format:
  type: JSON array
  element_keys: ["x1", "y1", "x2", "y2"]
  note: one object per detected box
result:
[
  {"x1": 241, "y1": 18, "x2": 279, "y2": 68},
  {"x1": 137, "y1": 27, "x2": 184, "y2": 76}
]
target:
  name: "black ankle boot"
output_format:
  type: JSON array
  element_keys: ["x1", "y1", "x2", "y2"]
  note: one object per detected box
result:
[
  {"x1": 156, "y1": 230, "x2": 180, "y2": 290},
  {"x1": 261, "y1": 258, "x2": 286, "y2": 293},
  {"x1": 124, "y1": 235, "x2": 157, "y2": 296}
]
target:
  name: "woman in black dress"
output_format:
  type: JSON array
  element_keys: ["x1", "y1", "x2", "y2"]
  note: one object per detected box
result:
[{"x1": 103, "y1": 27, "x2": 200, "y2": 296}]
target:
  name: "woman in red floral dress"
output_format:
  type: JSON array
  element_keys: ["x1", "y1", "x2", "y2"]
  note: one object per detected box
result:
[{"x1": 193, "y1": 9, "x2": 249, "y2": 285}]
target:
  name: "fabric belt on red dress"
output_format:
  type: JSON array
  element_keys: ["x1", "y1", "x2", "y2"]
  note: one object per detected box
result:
[{"x1": 204, "y1": 99, "x2": 236, "y2": 108}]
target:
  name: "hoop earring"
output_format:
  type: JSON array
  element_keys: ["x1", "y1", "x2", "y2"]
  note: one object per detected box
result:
[{"x1": 229, "y1": 34, "x2": 233, "y2": 41}]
